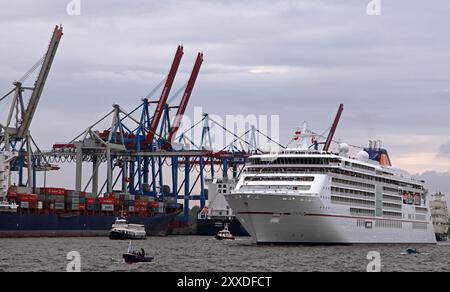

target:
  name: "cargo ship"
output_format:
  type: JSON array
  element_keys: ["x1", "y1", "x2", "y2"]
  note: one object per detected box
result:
[
  {"x1": 0, "y1": 187, "x2": 182, "y2": 238},
  {"x1": 0, "y1": 152, "x2": 181, "y2": 238},
  {"x1": 196, "y1": 178, "x2": 249, "y2": 237}
]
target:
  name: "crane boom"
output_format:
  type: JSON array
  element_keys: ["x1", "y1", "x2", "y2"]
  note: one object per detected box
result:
[
  {"x1": 17, "y1": 25, "x2": 63, "y2": 139},
  {"x1": 145, "y1": 45, "x2": 184, "y2": 145},
  {"x1": 166, "y1": 52, "x2": 203, "y2": 146},
  {"x1": 323, "y1": 104, "x2": 344, "y2": 152}
]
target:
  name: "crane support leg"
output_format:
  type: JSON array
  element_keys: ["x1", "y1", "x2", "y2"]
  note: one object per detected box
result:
[{"x1": 75, "y1": 144, "x2": 82, "y2": 192}]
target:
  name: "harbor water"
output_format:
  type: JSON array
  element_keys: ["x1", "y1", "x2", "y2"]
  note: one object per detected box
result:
[{"x1": 1, "y1": 236, "x2": 450, "y2": 272}]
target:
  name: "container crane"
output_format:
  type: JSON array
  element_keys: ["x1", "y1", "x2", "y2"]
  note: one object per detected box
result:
[
  {"x1": 323, "y1": 104, "x2": 344, "y2": 152},
  {"x1": 0, "y1": 25, "x2": 63, "y2": 189},
  {"x1": 165, "y1": 52, "x2": 204, "y2": 149},
  {"x1": 145, "y1": 45, "x2": 184, "y2": 146},
  {"x1": 17, "y1": 25, "x2": 64, "y2": 139}
]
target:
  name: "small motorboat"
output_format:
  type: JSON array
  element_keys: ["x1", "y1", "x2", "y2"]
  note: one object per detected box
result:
[
  {"x1": 109, "y1": 217, "x2": 147, "y2": 240},
  {"x1": 406, "y1": 248, "x2": 419, "y2": 255},
  {"x1": 216, "y1": 224, "x2": 235, "y2": 240},
  {"x1": 123, "y1": 242, "x2": 154, "y2": 264},
  {"x1": 401, "y1": 248, "x2": 430, "y2": 256}
]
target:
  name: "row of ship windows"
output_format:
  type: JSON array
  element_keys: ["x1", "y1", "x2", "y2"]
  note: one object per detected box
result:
[
  {"x1": 355, "y1": 219, "x2": 402, "y2": 229},
  {"x1": 375, "y1": 220, "x2": 402, "y2": 229},
  {"x1": 331, "y1": 195, "x2": 375, "y2": 207},
  {"x1": 383, "y1": 211, "x2": 402, "y2": 218},
  {"x1": 356, "y1": 220, "x2": 427, "y2": 230},
  {"x1": 249, "y1": 158, "x2": 340, "y2": 166},
  {"x1": 244, "y1": 167, "x2": 423, "y2": 190},
  {"x1": 346, "y1": 162, "x2": 375, "y2": 172},
  {"x1": 351, "y1": 208, "x2": 375, "y2": 217},
  {"x1": 217, "y1": 184, "x2": 234, "y2": 194},
  {"x1": 244, "y1": 176, "x2": 315, "y2": 182},
  {"x1": 383, "y1": 202, "x2": 402, "y2": 210},
  {"x1": 412, "y1": 223, "x2": 428, "y2": 230},
  {"x1": 333, "y1": 169, "x2": 422, "y2": 190},
  {"x1": 240, "y1": 185, "x2": 312, "y2": 191},
  {"x1": 332, "y1": 185, "x2": 405, "y2": 206},
  {"x1": 383, "y1": 194, "x2": 403, "y2": 202},
  {"x1": 331, "y1": 187, "x2": 375, "y2": 199},
  {"x1": 332, "y1": 178, "x2": 375, "y2": 190}
]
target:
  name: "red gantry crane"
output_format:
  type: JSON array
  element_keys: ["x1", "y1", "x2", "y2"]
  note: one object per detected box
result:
[
  {"x1": 145, "y1": 45, "x2": 184, "y2": 146},
  {"x1": 323, "y1": 103, "x2": 344, "y2": 152},
  {"x1": 166, "y1": 52, "x2": 204, "y2": 148}
]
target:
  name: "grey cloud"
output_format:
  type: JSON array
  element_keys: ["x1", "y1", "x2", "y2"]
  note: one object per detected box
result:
[
  {"x1": 0, "y1": 0, "x2": 449, "y2": 176},
  {"x1": 415, "y1": 171, "x2": 450, "y2": 195},
  {"x1": 439, "y1": 142, "x2": 450, "y2": 158}
]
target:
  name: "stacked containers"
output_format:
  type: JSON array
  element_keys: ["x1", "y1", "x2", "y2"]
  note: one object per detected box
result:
[
  {"x1": 158, "y1": 201, "x2": 165, "y2": 214},
  {"x1": 17, "y1": 194, "x2": 38, "y2": 210},
  {"x1": 66, "y1": 190, "x2": 80, "y2": 211},
  {"x1": 163, "y1": 196, "x2": 178, "y2": 210},
  {"x1": 39, "y1": 188, "x2": 66, "y2": 211},
  {"x1": 79, "y1": 192, "x2": 86, "y2": 212},
  {"x1": 87, "y1": 197, "x2": 99, "y2": 212},
  {"x1": 99, "y1": 198, "x2": 115, "y2": 212},
  {"x1": 124, "y1": 199, "x2": 135, "y2": 213},
  {"x1": 134, "y1": 200, "x2": 148, "y2": 215}
]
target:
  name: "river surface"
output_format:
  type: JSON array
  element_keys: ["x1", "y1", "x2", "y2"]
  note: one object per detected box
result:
[{"x1": 0, "y1": 236, "x2": 449, "y2": 272}]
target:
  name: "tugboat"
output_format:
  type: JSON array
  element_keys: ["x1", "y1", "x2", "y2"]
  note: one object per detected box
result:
[
  {"x1": 109, "y1": 218, "x2": 147, "y2": 240},
  {"x1": 215, "y1": 224, "x2": 235, "y2": 240},
  {"x1": 123, "y1": 242, "x2": 154, "y2": 264}
]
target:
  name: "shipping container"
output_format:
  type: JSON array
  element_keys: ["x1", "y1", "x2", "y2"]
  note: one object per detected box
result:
[
  {"x1": 87, "y1": 204, "x2": 99, "y2": 212},
  {"x1": 16, "y1": 186, "x2": 33, "y2": 194},
  {"x1": 85, "y1": 192, "x2": 97, "y2": 199},
  {"x1": 125, "y1": 194, "x2": 135, "y2": 201},
  {"x1": 164, "y1": 196, "x2": 177, "y2": 203},
  {"x1": 20, "y1": 201, "x2": 30, "y2": 209},
  {"x1": 134, "y1": 201, "x2": 148, "y2": 208},
  {"x1": 87, "y1": 198, "x2": 96, "y2": 205},
  {"x1": 41, "y1": 187, "x2": 66, "y2": 196},
  {"x1": 99, "y1": 198, "x2": 115, "y2": 205},
  {"x1": 128, "y1": 206, "x2": 135, "y2": 212},
  {"x1": 54, "y1": 202, "x2": 65, "y2": 210},
  {"x1": 79, "y1": 204, "x2": 86, "y2": 211},
  {"x1": 101, "y1": 204, "x2": 114, "y2": 212},
  {"x1": 17, "y1": 194, "x2": 38, "y2": 201},
  {"x1": 67, "y1": 197, "x2": 80, "y2": 204},
  {"x1": 38, "y1": 201, "x2": 43, "y2": 210}
]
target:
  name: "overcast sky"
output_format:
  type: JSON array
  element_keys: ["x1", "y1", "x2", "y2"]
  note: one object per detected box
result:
[{"x1": 0, "y1": 0, "x2": 449, "y2": 195}]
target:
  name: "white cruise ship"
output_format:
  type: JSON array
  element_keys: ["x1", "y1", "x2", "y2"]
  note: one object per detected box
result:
[{"x1": 225, "y1": 125, "x2": 436, "y2": 244}]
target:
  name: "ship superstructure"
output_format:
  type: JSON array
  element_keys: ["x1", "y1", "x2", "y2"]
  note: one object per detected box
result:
[{"x1": 197, "y1": 178, "x2": 249, "y2": 236}]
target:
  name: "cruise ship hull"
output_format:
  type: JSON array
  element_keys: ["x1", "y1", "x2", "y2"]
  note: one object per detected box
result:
[
  {"x1": 226, "y1": 193, "x2": 437, "y2": 244},
  {"x1": 0, "y1": 212, "x2": 179, "y2": 238}
]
